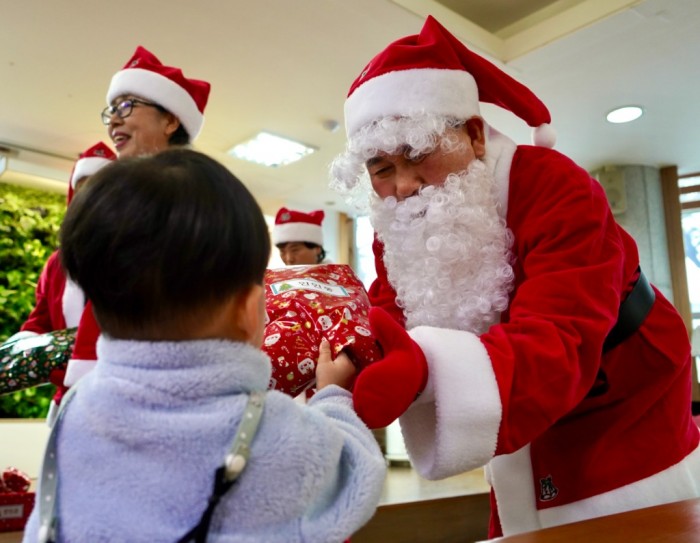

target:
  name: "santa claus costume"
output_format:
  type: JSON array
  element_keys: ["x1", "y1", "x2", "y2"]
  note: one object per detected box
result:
[{"x1": 331, "y1": 16, "x2": 700, "y2": 538}]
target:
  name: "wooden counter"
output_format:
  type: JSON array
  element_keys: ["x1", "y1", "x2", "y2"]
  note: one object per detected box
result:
[
  {"x1": 479, "y1": 498, "x2": 700, "y2": 543},
  {"x1": 5, "y1": 470, "x2": 699, "y2": 542},
  {"x1": 352, "y1": 465, "x2": 491, "y2": 543},
  {"x1": 0, "y1": 466, "x2": 491, "y2": 543}
]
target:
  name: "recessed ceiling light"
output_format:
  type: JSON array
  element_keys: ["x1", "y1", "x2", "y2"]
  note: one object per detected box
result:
[
  {"x1": 606, "y1": 106, "x2": 643, "y2": 124},
  {"x1": 228, "y1": 132, "x2": 316, "y2": 167}
]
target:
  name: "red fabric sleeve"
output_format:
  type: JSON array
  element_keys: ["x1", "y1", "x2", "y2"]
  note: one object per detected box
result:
[
  {"x1": 367, "y1": 235, "x2": 406, "y2": 327},
  {"x1": 20, "y1": 251, "x2": 67, "y2": 334},
  {"x1": 481, "y1": 147, "x2": 633, "y2": 454}
]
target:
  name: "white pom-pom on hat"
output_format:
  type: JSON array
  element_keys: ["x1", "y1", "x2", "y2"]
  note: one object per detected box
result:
[{"x1": 532, "y1": 123, "x2": 556, "y2": 148}]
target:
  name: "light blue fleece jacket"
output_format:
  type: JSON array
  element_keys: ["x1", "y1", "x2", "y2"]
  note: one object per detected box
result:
[{"x1": 22, "y1": 337, "x2": 386, "y2": 542}]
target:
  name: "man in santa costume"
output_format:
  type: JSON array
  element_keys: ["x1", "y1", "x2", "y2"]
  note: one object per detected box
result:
[
  {"x1": 330, "y1": 16, "x2": 700, "y2": 538},
  {"x1": 9, "y1": 142, "x2": 116, "y2": 420},
  {"x1": 273, "y1": 207, "x2": 330, "y2": 265}
]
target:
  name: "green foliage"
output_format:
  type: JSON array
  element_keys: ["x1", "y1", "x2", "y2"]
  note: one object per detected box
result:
[{"x1": 0, "y1": 183, "x2": 66, "y2": 418}]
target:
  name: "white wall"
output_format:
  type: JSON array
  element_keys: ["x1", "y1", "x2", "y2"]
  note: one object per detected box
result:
[{"x1": 0, "y1": 420, "x2": 50, "y2": 481}]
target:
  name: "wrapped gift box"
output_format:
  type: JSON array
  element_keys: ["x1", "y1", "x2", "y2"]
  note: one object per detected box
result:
[
  {"x1": 264, "y1": 264, "x2": 381, "y2": 396},
  {"x1": 0, "y1": 327, "x2": 76, "y2": 396},
  {"x1": 0, "y1": 492, "x2": 35, "y2": 532}
]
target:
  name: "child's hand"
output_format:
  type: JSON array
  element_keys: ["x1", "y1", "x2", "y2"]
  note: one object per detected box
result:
[{"x1": 316, "y1": 338, "x2": 356, "y2": 391}]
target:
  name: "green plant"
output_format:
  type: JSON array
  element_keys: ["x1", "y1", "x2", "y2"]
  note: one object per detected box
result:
[{"x1": 0, "y1": 183, "x2": 66, "y2": 418}]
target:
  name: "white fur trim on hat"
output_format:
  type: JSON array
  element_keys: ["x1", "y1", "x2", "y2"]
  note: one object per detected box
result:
[
  {"x1": 70, "y1": 157, "x2": 113, "y2": 188},
  {"x1": 273, "y1": 222, "x2": 324, "y2": 246},
  {"x1": 345, "y1": 68, "x2": 480, "y2": 138},
  {"x1": 107, "y1": 68, "x2": 204, "y2": 141}
]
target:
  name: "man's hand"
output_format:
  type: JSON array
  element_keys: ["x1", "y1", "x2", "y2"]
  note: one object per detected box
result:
[
  {"x1": 316, "y1": 338, "x2": 356, "y2": 391},
  {"x1": 353, "y1": 307, "x2": 428, "y2": 429}
]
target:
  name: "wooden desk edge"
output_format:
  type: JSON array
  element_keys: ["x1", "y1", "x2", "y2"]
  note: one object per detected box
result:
[{"x1": 478, "y1": 497, "x2": 700, "y2": 543}]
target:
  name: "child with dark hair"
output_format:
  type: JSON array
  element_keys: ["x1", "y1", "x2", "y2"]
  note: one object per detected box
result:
[{"x1": 22, "y1": 149, "x2": 386, "y2": 543}]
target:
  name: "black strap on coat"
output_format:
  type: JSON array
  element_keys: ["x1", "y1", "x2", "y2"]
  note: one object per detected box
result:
[
  {"x1": 587, "y1": 268, "x2": 656, "y2": 398},
  {"x1": 175, "y1": 466, "x2": 236, "y2": 543},
  {"x1": 603, "y1": 267, "x2": 655, "y2": 353},
  {"x1": 177, "y1": 391, "x2": 265, "y2": 543}
]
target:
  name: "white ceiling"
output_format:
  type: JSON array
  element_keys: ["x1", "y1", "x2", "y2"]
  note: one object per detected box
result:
[{"x1": 1, "y1": 0, "x2": 699, "y2": 217}]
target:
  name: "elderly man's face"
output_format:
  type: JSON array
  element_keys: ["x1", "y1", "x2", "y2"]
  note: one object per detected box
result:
[{"x1": 366, "y1": 118, "x2": 486, "y2": 201}]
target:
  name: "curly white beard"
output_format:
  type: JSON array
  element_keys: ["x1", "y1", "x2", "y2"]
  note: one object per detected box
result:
[{"x1": 370, "y1": 160, "x2": 514, "y2": 334}]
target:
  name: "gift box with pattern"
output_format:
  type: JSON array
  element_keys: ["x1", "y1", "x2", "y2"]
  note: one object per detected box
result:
[
  {"x1": 0, "y1": 468, "x2": 34, "y2": 532},
  {"x1": 263, "y1": 264, "x2": 381, "y2": 396}
]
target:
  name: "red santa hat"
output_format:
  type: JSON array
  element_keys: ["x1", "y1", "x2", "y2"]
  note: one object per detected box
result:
[
  {"x1": 106, "y1": 46, "x2": 211, "y2": 141},
  {"x1": 272, "y1": 207, "x2": 325, "y2": 246},
  {"x1": 344, "y1": 15, "x2": 556, "y2": 148},
  {"x1": 67, "y1": 142, "x2": 116, "y2": 203}
]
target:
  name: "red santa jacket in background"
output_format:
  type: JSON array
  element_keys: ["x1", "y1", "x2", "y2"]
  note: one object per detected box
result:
[
  {"x1": 20, "y1": 251, "x2": 84, "y2": 335},
  {"x1": 14, "y1": 142, "x2": 116, "y2": 412},
  {"x1": 370, "y1": 136, "x2": 700, "y2": 536}
]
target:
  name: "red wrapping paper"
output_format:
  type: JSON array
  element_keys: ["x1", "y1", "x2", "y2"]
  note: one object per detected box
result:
[{"x1": 264, "y1": 264, "x2": 381, "y2": 396}]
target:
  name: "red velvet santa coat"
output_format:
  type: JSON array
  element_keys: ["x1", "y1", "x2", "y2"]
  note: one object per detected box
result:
[
  {"x1": 20, "y1": 250, "x2": 84, "y2": 334},
  {"x1": 369, "y1": 132, "x2": 700, "y2": 537}
]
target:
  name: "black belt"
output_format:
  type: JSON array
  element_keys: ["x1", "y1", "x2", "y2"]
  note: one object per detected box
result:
[{"x1": 602, "y1": 267, "x2": 655, "y2": 353}]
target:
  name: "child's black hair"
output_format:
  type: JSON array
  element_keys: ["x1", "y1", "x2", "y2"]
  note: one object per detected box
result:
[{"x1": 60, "y1": 148, "x2": 270, "y2": 336}]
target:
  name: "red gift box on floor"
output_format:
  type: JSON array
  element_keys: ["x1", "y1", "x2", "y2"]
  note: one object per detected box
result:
[{"x1": 0, "y1": 492, "x2": 35, "y2": 532}]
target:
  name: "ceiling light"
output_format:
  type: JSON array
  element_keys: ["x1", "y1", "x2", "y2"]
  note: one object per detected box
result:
[
  {"x1": 228, "y1": 132, "x2": 316, "y2": 167},
  {"x1": 606, "y1": 106, "x2": 643, "y2": 124}
]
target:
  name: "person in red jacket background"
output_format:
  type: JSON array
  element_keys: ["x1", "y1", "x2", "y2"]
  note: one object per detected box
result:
[
  {"x1": 6, "y1": 142, "x2": 116, "y2": 421},
  {"x1": 330, "y1": 15, "x2": 700, "y2": 538},
  {"x1": 16, "y1": 142, "x2": 116, "y2": 337}
]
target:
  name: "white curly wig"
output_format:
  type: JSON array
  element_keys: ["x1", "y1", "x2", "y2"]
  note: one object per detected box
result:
[{"x1": 329, "y1": 115, "x2": 467, "y2": 211}]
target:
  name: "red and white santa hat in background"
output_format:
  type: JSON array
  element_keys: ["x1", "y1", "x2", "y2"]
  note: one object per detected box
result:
[
  {"x1": 344, "y1": 15, "x2": 556, "y2": 148},
  {"x1": 106, "y1": 46, "x2": 211, "y2": 141},
  {"x1": 67, "y1": 141, "x2": 117, "y2": 203},
  {"x1": 272, "y1": 207, "x2": 325, "y2": 246}
]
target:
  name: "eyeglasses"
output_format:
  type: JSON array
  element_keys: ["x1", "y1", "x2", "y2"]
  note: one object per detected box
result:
[{"x1": 100, "y1": 98, "x2": 162, "y2": 125}]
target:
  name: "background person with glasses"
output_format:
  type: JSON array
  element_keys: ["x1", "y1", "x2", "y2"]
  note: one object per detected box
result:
[
  {"x1": 62, "y1": 46, "x2": 213, "y2": 395},
  {"x1": 102, "y1": 46, "x2": 210, "y2": 158}
]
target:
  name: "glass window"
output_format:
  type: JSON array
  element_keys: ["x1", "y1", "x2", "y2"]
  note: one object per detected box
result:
[
  {"x1": 683, "y1": 211, "x2": 700, "y2": 331},
  {"x1": 353, "y1": 215, "x2": 376, "y2": 289},
  {"x1": 264, "y1": 215, "x2": 285, "y2": 268},
  {"x1": 681, "y1": 174, "x2": 700, "y2": 331}
]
